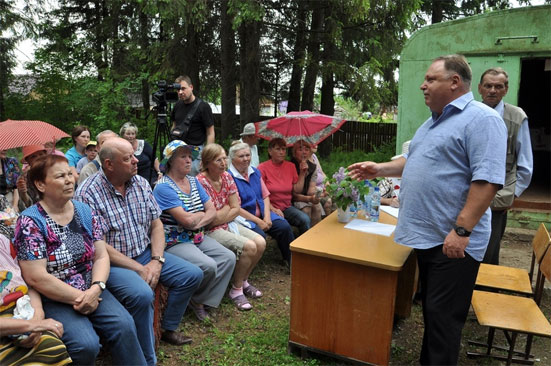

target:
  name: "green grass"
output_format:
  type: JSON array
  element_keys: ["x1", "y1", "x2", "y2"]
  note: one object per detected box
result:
[
  {"x1": 319, "y1": 138, "x2": 396, "y2": 180},
  {"x1": 157, "y1": 243, "x2": 329, "y2": 366},
  {"x1": 176, "y1": 313, "x2": 319, "y2": 366}
]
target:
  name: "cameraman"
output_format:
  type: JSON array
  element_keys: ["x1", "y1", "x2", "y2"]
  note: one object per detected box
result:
[{"x1": 171, "y1": 75, "x2": 215, "y2": 176}]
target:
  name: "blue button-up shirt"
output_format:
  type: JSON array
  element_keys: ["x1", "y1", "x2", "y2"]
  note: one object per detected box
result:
[{"x1": 394, "y1": 92, "x2": 507, "y2": 261}]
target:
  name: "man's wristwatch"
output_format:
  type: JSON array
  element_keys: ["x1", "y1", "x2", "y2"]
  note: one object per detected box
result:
[
  {"x1": 92, "y1": 281, "x2": 106, "y2": 292},
  {"x1": 152, "y1": 256, "x2": 166, "y2": 264},
  {"x1": 454, "y1": 225, "x2": 472, "y2": 237}
]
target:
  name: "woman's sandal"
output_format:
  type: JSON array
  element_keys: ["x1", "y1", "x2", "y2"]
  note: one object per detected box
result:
[
  {"x1": 243, "y1": 284, "x2": 263, "y2": 299},
  {"x1": 230, "y1": 294, "x2": 252, "y2": 311}
]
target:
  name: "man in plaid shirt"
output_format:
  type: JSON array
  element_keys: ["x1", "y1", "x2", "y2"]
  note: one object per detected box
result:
[{"x1": 76, "y1": 137, "x2": 203, "y2": 365}]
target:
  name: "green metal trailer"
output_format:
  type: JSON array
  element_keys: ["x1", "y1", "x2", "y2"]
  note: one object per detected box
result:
[{"x1": 396, "y1": 5, "x2": 551, "y2": 229}]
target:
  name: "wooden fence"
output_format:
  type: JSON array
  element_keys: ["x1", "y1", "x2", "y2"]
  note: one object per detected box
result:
[
  {"x1": 213, "y1": 115, "x2": 397, "y2": 153},
  {"x1": 325, "y1": 121, "x2": 396, "y2": 152}
]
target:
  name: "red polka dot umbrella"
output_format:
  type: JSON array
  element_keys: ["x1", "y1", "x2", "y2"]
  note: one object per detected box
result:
[
  {"x1": 254, "y1": 110, "x2": 346, "y2": 147},
  {"x1": 0, "y1": 120, "x2": 70, "y2": 150}
]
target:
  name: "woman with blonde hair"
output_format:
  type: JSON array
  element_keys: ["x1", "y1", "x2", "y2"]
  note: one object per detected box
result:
[
  {"x1": 120, "y1": 122, "x2": 161, "y2": 186},
  {"x1": 197, "y1": 144, "x2": 266, "y2": 311}
]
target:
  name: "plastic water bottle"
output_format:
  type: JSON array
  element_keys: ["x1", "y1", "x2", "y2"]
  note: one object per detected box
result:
[
  {"x1": 370, "y1": 187, "x2": 381, "y2": 222},
  {"x1": 349, "y1": 204, "x2": 358, "y2": 219},
  {"x1": 363, "y1": 180, "x2": 373, "y2": 220}
]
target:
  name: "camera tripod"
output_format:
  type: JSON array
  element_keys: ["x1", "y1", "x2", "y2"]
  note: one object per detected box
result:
[{"x1": 150, "y1": 104, "x2": 172, "y2": 183}]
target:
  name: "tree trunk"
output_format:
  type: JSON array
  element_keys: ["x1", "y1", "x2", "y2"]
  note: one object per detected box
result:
[
  {"x1": 92, "y1": 0, "x2": 108, "y2": 80},
  {"x1": 139, "y1": 7, "x2": 150, "y2": 113},
  {"x1": 0, "y1": 40, "x2": 6, "y2": 121},
  {"x1": 220, "y1": 0, "x2": 237, "y2": 139},
  {"x1": 238, "y1": 20, "x2": 261, "y2": 125},
  {"x1": 185, "y1": 25, "x2": 201, "y2": 96},
  {"x1": 431, "y1": 0, "x2": 444, "y2": 23},
  {"x1": 109, "y1": 0, "x2": 122, "y2": 77},
  {"x1": 301, "y1": 4, "x2": 324, "y2": 112},
  {"x1": 286, "y1": 0, "x2": 307, "y2": 113},
  {"x1": 318, "y1": 5, "x2": 335, "y2": 158}
]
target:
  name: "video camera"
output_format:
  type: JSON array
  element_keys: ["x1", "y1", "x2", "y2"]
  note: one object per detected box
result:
[{"x1": 152, "y1": 81, "x2": 180, "y2": 106}]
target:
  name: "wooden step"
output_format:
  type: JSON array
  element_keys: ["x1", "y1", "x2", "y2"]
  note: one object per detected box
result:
[{"x1": 512, "y1": 199, "x2": 551, "y2": 211}]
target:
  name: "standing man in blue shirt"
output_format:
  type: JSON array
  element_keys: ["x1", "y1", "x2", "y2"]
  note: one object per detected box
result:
[
  {"x1": 348, "y1": 54, "x2": 507, "y2": 365},
  {"x1": 478, "y1": 67, "x2": 533, "y2": 265}
]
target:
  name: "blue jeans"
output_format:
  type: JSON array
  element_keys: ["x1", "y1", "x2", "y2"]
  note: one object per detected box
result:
[
  {"x1": 42, "y1": 289, "x2": 146, "y2": 366},
  {"x1": 108, "y1": 247, "x2": 203, "y2": 365},
  {"x1": 283, "y1": 206, "x2": 310, "y2": 235},
  {"x1": 251, "y1": 218, "x2": 294, "y2": 262}
]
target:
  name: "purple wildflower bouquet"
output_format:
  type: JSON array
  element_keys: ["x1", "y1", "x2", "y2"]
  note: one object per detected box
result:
[{"x1": 325, "y1": 167, "x2": 369, "y2": 211}]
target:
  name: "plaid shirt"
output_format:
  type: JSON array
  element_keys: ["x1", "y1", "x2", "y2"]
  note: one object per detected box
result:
[{"x1": 75, "y1": 171, "x2": 161, "y2": 258}]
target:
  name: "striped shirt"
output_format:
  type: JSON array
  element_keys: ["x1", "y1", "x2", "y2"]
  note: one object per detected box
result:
[
  {"x1": 153, "y1": 175, "x2": 209, "y2": 225},
  {"x1": 153, "y1": 175, "x2": 210, "y2": 246},
  {"x1": 75, "y1": 171, "x2": 161, "y2": 258}
]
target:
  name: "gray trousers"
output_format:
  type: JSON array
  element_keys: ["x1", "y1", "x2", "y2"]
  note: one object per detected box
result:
[
  {"x1": 167, "y1": 236, "x2": 236, "y2": 307},
  {"x1": 483, "y1": 209, "x2": 508, "y2": 265}
]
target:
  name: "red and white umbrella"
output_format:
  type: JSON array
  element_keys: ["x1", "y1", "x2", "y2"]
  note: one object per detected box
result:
[
  {"x1": 0, "y1": 119, "x2": 70, "y2": 150},
  {"x1": 254, "y1": 110, "x2": 346, "y2": 147}
]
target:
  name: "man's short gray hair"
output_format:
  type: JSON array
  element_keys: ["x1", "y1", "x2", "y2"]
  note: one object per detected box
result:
[
  {"x1": 97, "y1": 130, "x2": 116, "y2": 141},
  {"x1": 434, "y1": 54, "x2": 472, "y2": 88},
  {"x1": 228, "y1": 142, "x2": 250, "y2": 161},
  {"x1": 99, "y1": 143, "x2": 116, "y2": 165},
  {"x1": 480, "y1": 67, "x2": 509, "y2": 86}
]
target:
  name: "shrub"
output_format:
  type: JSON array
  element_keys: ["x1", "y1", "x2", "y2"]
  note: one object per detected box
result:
[{"x1": 319, "y1": 138, "x2": 396, "y2": 178}]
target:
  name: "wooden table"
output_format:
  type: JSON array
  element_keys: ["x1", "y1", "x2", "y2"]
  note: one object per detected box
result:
[{"x1": 288, "y1": 211, "x2": 417, "y2": 365}]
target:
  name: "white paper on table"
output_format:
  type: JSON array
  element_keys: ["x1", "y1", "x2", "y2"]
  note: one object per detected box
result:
[
  {"x1": 344, "y1": 219, "x2": 396, "y2": 237},
  {"x1": 380, "y1": 205, "x2": 399, "y2": 219}
]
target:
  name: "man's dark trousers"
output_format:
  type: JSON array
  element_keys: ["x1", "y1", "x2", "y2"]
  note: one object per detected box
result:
[{"x1": 416, "y1": 245, "x2": 480, "y2": 365}]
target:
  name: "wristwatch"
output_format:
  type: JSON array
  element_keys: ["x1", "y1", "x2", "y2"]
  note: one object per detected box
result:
[
  {"x1": 151, "y1": 256, "x2": 166, "y2": 264},
  {"x1": 92, "y1": 281, "x2": 106, "y2": 292},
  {"x1": 454, "y1": 225, "x2": 472, "y2": 237}
]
